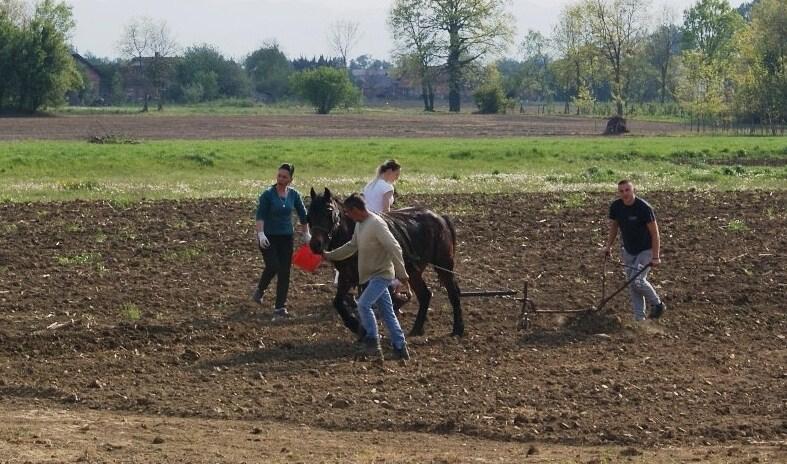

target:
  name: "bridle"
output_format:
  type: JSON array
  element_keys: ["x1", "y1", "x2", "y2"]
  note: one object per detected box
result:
[{"x1": 310, "y1": 203, "x2": 342, "y2": 245}]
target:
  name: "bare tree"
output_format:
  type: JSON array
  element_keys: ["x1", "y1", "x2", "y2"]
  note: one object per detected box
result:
[
  {"x1": 147, "y1": 19, "x2": 178, "y2": 110},
  {"x1": 147, "y1": 19, "x2": 178, "y2": 58},
  {"x1": 116, "y1": 16, "x2": 178, "y2": 111},
  {"x1": 585, "y1": 0, "x2": 648, "y2": 116},
  {"x1": 117, "y1": 16, "x2": 150, "y2": 66},
  {"x1": 328, "y1": 20, "x2": 361, "y2": 67}
]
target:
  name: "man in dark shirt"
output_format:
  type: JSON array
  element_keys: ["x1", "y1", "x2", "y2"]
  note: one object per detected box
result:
[{"x1": 602, "y1": 180, "x2": 666, "y2": 321}]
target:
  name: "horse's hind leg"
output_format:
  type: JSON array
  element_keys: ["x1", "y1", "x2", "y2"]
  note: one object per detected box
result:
[
  {"x1": 408, "y1": 271, "x2": 431, "y2": 337},
  {"x1": 436, "y1": 266, "x2": 464, "y2": 336}
]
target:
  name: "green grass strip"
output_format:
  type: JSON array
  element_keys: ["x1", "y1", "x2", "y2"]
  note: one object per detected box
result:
[{"x1": 1, "y1": 136, "x2": 785, "y2": 202}]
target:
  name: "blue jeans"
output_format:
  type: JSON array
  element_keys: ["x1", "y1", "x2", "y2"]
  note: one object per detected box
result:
[{"x1": 357, "y1": 277, "x2": 406, "y2": 350}]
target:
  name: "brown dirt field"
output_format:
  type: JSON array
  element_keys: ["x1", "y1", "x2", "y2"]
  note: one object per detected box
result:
[
  {"x1": 1, "y1": 409, "x2": 783, "y2": 464},
  {"x1": 0, "y1": 191, "x2": 785, "y2": 462},
  {"x1": 0, "y1": 113, "x2": 685, "y2": 140}
]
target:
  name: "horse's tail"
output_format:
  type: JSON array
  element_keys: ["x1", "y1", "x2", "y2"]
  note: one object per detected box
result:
[{"x1": 442, "y1": 214, "x2": 456, "y2": 246}]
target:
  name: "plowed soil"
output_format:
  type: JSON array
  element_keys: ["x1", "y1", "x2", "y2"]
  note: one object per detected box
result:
[
  {"x1": 0, "y1": 113, "x2": 685, "y2": 140},
  {"x1": 1, "y1": 191, "x2": 785, "y2": 462}
]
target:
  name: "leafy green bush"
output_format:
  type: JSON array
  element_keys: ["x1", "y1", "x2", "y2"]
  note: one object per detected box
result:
[
  {"x1": 289, "y1": 67, "x2": 360, "y2": 114},
  {"x1": 182, "y1": 82, "x2": 205, "y2": 104},
  {"x1": 473, "y1": 65, "x2": 508, "y2": 114},
  {"x1": 474, "y1": 86, "x2": 507, "y2": 114}
]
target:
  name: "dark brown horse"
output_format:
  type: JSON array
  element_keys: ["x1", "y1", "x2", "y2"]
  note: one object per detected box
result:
[{"x1": 307, "y1": 187, "x2": 464, "y2": 337}]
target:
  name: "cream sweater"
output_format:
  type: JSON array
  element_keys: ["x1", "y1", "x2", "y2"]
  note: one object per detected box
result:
[{"x1": 325, "y1": 213, "x2": 408, "y2": 284}]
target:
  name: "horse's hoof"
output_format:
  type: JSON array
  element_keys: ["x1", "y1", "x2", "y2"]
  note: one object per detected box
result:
[
  {"x1": 408, "y1": 328, "x2": 425, "y2": 337},
  {"x1": 451, "y1": 326, "x2": 465, "y2": 337}
]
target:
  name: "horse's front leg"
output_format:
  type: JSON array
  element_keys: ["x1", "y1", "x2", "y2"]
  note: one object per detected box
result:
[{"x1": 334, "y1": 268, "x2": 361, "y2": 335}]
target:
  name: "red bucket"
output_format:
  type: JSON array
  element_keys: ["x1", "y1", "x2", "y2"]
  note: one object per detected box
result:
[{"x1": 292, "y1": 243, "x2": 323, "y2": 273}]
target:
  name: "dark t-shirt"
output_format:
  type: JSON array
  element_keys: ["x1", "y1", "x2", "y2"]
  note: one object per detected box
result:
[{"x1": 608, "y1": 197, "x2": 656, "y2": 255}]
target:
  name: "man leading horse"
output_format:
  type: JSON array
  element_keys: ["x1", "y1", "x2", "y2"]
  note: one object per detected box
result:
[
  {"x1": 321, "y1": 193, "x2": 411, "y2": 362},
  {"x1": 308, "y1": 187, "x2": 464, "y2": 339}
]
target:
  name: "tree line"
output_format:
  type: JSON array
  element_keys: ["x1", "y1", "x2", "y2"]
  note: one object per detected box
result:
[
  {"x1": 389, "y1": 0, "x2": 782, "y2": 132},
  {"x1": 1, "y1": 0, "x2": 784, "y2": 128},
  {"x1": 0, "y1": 2, "x2": 369, "y2": 114},
  {"x1": 533, "y1": 0, "x2": 785, "y2": 132}
]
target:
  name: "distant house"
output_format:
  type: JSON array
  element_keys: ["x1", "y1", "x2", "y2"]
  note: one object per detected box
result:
[
  {"x1": 351, "y1": 68, "x2": 408, "y2": 100},
  {"x1": 68, "y1": 53, "x2": 104, "y2": 105},
  {"x1": 350, "y1": 67, "x2": 469, "y2": 104}
]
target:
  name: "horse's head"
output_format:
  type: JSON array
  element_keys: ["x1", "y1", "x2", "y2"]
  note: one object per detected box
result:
[{"x1": 308, "y1": 187, "x2": 342, "y2": 254}]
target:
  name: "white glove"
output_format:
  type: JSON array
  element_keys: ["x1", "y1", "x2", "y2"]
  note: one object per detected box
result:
[
  {"x1": 257, "y1": 231, "x2": 270, "y2": 249},
  {"x1": 302, "y1": 230, "x2": 312, "y2": 242}
]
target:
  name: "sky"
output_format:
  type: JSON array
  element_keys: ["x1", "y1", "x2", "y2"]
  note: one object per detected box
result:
[{"x1": 67, "y1": 0, "x2": 748, "y2": 61}]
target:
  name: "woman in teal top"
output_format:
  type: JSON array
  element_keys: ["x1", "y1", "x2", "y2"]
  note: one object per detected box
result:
[{"x1": 253, "y1": 163, "x2": 310, "y2": 319}]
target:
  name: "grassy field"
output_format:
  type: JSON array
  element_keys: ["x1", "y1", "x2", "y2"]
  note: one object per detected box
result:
[{"x1": 1, "y1": 136, "x2": 785, "y2": 202}]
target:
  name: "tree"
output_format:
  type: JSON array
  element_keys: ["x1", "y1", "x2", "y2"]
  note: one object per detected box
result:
[
  {"x1": 518, "y1": 30, "x2": 552, "y2": 105},
  {"x1": 116, "y1": 16, "x2": 178, "y2": 111},
  {"x1": 572, "y1": 83, "x2": 596, "y2": 114},
  {"x1": 473, "y1": 64, "x2": 507, "y2": 113},
  {"x1": 431, "y1": 0, "x2": 515, "y2": 112},
  {"x1": 177, "y1": 44, "x2": 249, "y2": 102},
  {"x1": 647, "y1": 8, "x2": 681, "y2": 103},
  {"x1": 245, "y1": 42, "x2": 292, "y2": 101},
  {"x1": 736, "y1": 0, "x2": 762, "y2": 21},
  {"x1": 291, "y1": 55, "x2": 344, "y2": 72},
  {"x1": 145, "y1": 19, "x2": 177, "y2": 110},
  {"x1": 117, "y1": 17, "x2": 150, "y2": 70},
  {"x1": 676, "y1": 50, "x2": 730, "y2": 131},
  {"x1": 327, "y1": 20, "x2": 361, "y2": 67},
  {"x1": 12, "y1": 0, "x2": 81, "y2": 113},
  {"x1": 290, "y1": 66, "x2": 360, "y2": 114},
  {"x1": 682, "y1": 0, "x2": 744, "y2": 62},
  {"x1": 496, "y1": 58, "x2": 523, "y2": 98},
  {"x1": 733, "y1": 0, "x2": 786, "y2": 132},
  {"x1": 0, "y1": 0, "x2": 28, "y2": 25},
  {"x1": 621, "y1": 44, "x2": 661, "y2": 105},
  {"x1": 586, "y1": 0, "x2": 649, "y2": 116},
  {"x1": 677, "y1": 0, "x2": 743, "y2": 130},
  {"x1": 552, "y1": 4, "x2": 590, "y2": 112},
  {"x1": 0, "y1": 11, "x2": 18, "y2": 110},
  {"x1": 349, "y1": 55, "x2": 391, "y2": 70},
  {"x1": 389, "y1": 0, "x2": 441, "y2": 111}
]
